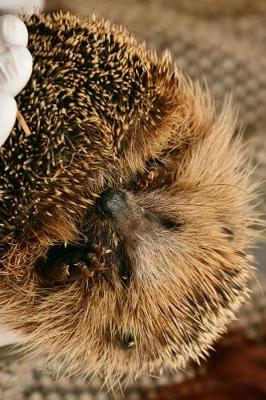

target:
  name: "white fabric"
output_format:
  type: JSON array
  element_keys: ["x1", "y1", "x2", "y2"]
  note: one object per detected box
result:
[{"x1": 0, "y1": 15, "x2": 32, "y2": 146}]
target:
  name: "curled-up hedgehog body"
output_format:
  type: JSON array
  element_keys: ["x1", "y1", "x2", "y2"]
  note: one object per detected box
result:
[{"x1": 0, "y1": 12, "x2": 256, "y2": 384}]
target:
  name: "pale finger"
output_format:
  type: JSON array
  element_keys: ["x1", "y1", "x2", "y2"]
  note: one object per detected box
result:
[
  {"x1": 0, "y1": 45, "x2": 32, "y2": 97},
  {"x1": 0, "y1": 15, "x2": 28, "y2": 46}
]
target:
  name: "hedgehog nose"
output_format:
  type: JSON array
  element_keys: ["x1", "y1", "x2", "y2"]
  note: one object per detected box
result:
[{"x1": 96, "y1": 189, "x2": 127, "y2": 219}]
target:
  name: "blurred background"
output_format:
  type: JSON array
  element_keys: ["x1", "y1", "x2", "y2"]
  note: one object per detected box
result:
[{"x1": 0, "y1": 1, "x2": 265, "y2": 399}]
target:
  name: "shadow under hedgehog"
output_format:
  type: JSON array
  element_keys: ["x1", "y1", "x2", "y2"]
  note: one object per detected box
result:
[{"x1": 0, "y1": 12, "x2": 256, "y2": 384}]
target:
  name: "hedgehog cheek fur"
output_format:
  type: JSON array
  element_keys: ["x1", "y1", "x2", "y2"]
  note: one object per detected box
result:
[{"x1": 0, "y1": 12, "x2": 256, "y2": 384}]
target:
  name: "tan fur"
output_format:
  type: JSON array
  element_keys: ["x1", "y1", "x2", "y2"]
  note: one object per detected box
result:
[{"x1": 0, "y1": 12, "x2": 257, "y2": 385}]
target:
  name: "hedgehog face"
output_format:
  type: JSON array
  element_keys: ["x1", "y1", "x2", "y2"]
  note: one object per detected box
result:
[
  {"x1": 0, "y1": 13, "x2": 254, "y2": 383},
  {"x1": 27, "y1": 168, "x2": 252, "y2": 382}
]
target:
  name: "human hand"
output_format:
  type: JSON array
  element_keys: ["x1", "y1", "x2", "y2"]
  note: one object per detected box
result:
[{"x1": 0, "y1": 15, "x2": 32, "y2": 146}]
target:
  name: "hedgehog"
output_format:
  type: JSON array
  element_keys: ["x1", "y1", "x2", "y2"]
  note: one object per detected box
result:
[{"x1": 0, "y1": 12, "x2": 256, "y2": 384}]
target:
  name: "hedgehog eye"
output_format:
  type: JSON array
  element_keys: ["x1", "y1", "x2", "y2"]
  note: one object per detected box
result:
[
  {"x1": 145, "y1": 212, "x2": 183, "y2": 231},
  {"x1": 160, "y1": 217, "x2": 183, "y2": 231},
  {"x1": 222, "y1": 227, "x2": 234, "y2": 241},
  {"x1": 119, "y1": 259, "x2": 132, "y2": 285},
  {"x1": 116, "y1": 333, "x2": 135, "y2": 350},
  {"x1": 145, "y1": 157, "x2": 164, "y2": 170},
  {"x1": 117, "y1": 244, "x2": 133, "y2": 286}
]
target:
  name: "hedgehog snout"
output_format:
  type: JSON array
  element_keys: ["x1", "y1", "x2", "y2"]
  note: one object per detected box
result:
[{"x1": 96, "y1": 189, "x2": 127, "y2": 219}]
